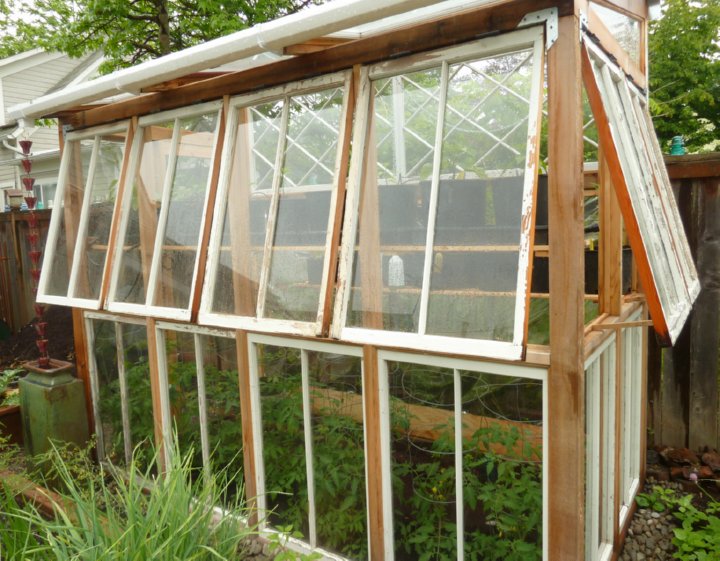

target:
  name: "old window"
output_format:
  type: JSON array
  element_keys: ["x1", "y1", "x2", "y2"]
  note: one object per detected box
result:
[
  {"x1": 108, "y1": 102, "x2": 222, "y2": 320},
  {"x1": 333, "y1": 27, "x2": 545, "y2": 360},
  {"x1": 200, "y1": 73, "x2": 351, "y2": 336},
  {"x1": 38, "y1": 122, "x2": 129, "y2": 308},
  {"x1": 582, "y1": 37, "x2": 700, "y2": 344}
]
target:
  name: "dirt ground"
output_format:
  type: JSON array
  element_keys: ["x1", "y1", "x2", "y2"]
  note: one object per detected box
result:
[{"x1": 0, "y1": 305, "x2": 75, "y2": 370}]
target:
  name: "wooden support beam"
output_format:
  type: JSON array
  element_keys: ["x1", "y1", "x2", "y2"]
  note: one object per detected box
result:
[
  {"x1": 599, "y1": 147, "x2": 624, "y2": 316},
  {"x1": 235, "y1": 330, "x2": 259, "y2": 526},
  {"x1": 547, "y1": 13, "x2": 586, "y2": 561},
  {"x1": 591, "y1": 319, "x2": 652, "y2": 330},
  {"x1": 65, "y1": 0, "x2": 574, "y2": 130},
  {"x1": 146, "y1": 318, "x2": 165, "y2": 472},
  {"x1": 362, "y1": 345, "x2": 385, "y2": 560}
]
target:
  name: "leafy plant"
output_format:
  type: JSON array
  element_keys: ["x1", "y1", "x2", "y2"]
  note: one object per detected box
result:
[
  {"x1": 0, "y1": 368, "x2": 24, "y2": 408},
  {"x1": 636, "y1": 484, "x2": 720, "y2": 561},
  {"x1": 13, "y1": 437, "x2": 253, "y2": 561}
]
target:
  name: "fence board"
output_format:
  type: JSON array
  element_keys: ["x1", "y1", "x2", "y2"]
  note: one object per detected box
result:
[{"x1": 647, "y1": 155, "x2": 720, "y2": 450}]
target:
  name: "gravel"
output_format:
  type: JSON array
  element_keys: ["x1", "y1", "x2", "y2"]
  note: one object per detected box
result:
[{"x1": 619, "y1": 479, "x2": 684, "y2": 561}]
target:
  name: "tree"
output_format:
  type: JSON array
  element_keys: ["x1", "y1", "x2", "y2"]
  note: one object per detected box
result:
[
  {"x1": 0, "y1": 0, "x2": 319, "y2": 73},
  {"x1": 648, "y1": 0, "x2": 720, "y2": 152}
]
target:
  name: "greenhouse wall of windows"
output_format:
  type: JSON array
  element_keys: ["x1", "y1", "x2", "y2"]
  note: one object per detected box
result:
[{"x1": 15, "y1": 0, "x2": 697, "y2": 559}]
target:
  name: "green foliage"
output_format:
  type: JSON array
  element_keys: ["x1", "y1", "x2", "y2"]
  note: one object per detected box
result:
[
  {"x1": 636, "y1": 484, "x2": 720, "y2": 561},
  {"x1": 0, "y1": 481, "x2": 47, "y2": 560},
  {"x1": 0, "y1": 368, "x2": 24, "y2": 408},
  {"x1": 9, "y1": 437, "x2": 252, "y2": 561},
  {"x1": 1, "y1": 0, "x2": 323, "y2": 72},
  {"x1": 649, "y1": 0, "x2": 720, "y2": 152}
]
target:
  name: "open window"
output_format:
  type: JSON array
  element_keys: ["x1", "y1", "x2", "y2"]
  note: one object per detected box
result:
[
  {"x1": 582, "y1": 36, "x2": 700, "y2": 344},
  {"x1": 199, "y1": 73, "x2": 352, "y2": 336},
  {"x1": 107, "y1": 101, "x2": 222, "y2": 320},
  {"x1": 333, "y1": 27, "x2": 545, "y2": 360},
  {"x1": 38, "y1": 122, "x2": 130, "y2": 308}
]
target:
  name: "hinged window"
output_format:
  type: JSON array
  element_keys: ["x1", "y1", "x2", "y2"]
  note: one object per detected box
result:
[
  {"x1": 582, "y1": 36, "x2": 700, "y2": 344},
  {"x1": 38, "y1": 122, "x2": 130, "y2": 308},
  {"x1": 333, "y1": 27, "x2": 545, "y2": 360}
]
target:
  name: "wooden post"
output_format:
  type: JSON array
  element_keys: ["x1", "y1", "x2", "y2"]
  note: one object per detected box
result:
[
  {"x1": 547, "y1": 13, "x2": 586, "y2": 560},
  {"x1": 235, "y1": 330, "x2": 259, "y2": 525},
  {"x1": 146, "y1": 318, "x2": 165, "y2": 471},
  {"x1": 599, "y1": 147, "x2": 623, "y2": 316}
]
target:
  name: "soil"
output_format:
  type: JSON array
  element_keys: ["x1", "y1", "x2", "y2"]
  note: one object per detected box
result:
[{"x1": 0, "y1": 305, "x2": 76, "y2": 370}]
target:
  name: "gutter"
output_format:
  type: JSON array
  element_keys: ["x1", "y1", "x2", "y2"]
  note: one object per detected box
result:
[{"x1": 8, "y1": 0, "x2": 444, "y2": 122}]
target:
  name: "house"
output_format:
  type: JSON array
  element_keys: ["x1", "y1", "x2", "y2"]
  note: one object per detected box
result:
[
  {"x1": 0, "y1": 49, "x2": 101, "y2": 206},
  {"x1": 9, "y1": 1, "x2": 692, "y2": 560}
]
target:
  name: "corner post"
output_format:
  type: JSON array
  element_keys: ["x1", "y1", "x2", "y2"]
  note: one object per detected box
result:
[{"x1": 547, "y1": 11, "x2": 586, "y2": 560}]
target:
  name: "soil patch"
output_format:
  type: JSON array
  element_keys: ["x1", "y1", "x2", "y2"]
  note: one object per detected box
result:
[{"x1": 0, "y1": 306, "x2": 75, "y2": 370}]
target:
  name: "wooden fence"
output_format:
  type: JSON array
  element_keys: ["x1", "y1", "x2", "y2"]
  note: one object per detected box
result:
[
  {"x1": 648, "y1": 153, "x2": 720, "y2": 451},
  {"x1": 0, "y1": 209, "x2": 52, "y2": 334}
]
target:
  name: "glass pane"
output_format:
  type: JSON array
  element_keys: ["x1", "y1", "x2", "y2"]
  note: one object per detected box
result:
[
  {"x1": 165, "y1": 330, "x2": 202, "y2": 468},
  {"x1": 349, "y1": 69, "x2": 441, "y2": 331},
  {"x1": 201, "y1": 335, "x2": 244, "y2": 494},
  {"x1": 590, "y1": 2, "x2": 641, "y2": 65},
  {"x1": 458, "y1": 370, "x2": 543, "y2": 560},
  {"x1": 114, "y1": 122, "x2": 174, "y2": 304},
  {"x1": 75, "y1": 133, "x2": 126, "y2": 300},
  {"x1": 153, "y1": 112, "x2": 218, "y2": 309},
  {"x1": 258, "y1": 345, "x2": 308, "y2": 534},
  {"x1": 210, "y1": 103, "x2": 279, "y2": 316},
  {"x1": 121, "y1": 322, "x2": 155, "y2": 471},
  {"x1": 45, "y1": 139, "x2": 93, "y2": 296},
  {"x1": 427, "y1": 49, "x2": 536, "y2": 341},
  {"x1": 92, "y1": 319, "x2": 124, "y2": 464},
  {"x1": 265, "y1": 88, "x2": 344, "y2": 322},
  {"x1": 388, "y1": 361, "x2": 543, "y2": 560},
  {"x1": 308, "y1": 352, "x2": 367, "y2": 558},
  {"x1": 388, "y1": 362, "x2": 457, "y2": 559}
]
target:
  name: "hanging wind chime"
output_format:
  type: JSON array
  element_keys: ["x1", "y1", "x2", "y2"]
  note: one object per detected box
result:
[{"x1": 19, "y1": 139, "x2": 50, "y2": 369}]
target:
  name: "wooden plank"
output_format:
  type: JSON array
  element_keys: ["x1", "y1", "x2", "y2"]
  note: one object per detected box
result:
[
  {"x1": 72, "y1": 307, "x2": 94, "y2": 437},
  {"x1": 362, "y1": 345, "x2": 385, "y2": 560},
  {"x1": 283, "y1": 36, "x2": 351, "y2": 55},
  {"x1": 665, "y1": 154, "x2": 720, "y2": 180},
  {"x1": 235, "y1": 330, "x2": 259, "y2": 525},
  {"x1": 590, "y1": 0, "x2": 647, "y2": 20},
  {"x1": 599, "y1": 147, "x2": 623, "y2": 316},
  {"x1": 146, "y1": 318, "x2": 166, "y2": 471},
  {"x1": 613, "y1": 330, "x2": 623, "y2": 548},
  {"x1": 141, "y1": 72, "x2": 229, "y2": 92},
  {"x1": 98, "y1": 118, "x2": 136, "y2": 307},
  {"x1": 688, "y1": 179, "x2": 720, "y2": 450},
  {"x1": 585, "y1": 8, "x2": 646, "y2": 89},
  {"x1": 547, "y1": 14, "x2": 586, "y2": 561},
  {"x1": 312, "y1": 386, "x2": 541, "y2": 460},
  {"x1": 66, "y1": 0, "x2": 575, "y2": 130},
  {"x1": 319, "y1": 68, "x2": 357, "y2": 336},
  {"x1": 581, "y1": 43, "x2": 671, "y2": 344},
  {"x1": 189, "y1": 97, "x2": 228, "y2": 322}
]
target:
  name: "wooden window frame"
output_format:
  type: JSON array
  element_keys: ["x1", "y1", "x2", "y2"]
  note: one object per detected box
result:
[
  {"x1": 582, "y1": 37, "x2": 700, "y2": 345},
  {"x1": 332, "y1": 26, "x2": 545, "y2": 361},
  {"x1": 198, "y1": 72, "x2": 353, "y2": 337},
  {"x1": 38, "y1": 121, "x2": 131, "y2": 309},
  {"x1": 107, "y1": 100, "x2": 224, "y2": 322}
]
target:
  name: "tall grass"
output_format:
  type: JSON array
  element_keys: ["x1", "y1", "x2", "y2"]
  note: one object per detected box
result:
[{"x1": 5, "y1": 438, "x2": 252, "y2": 561}]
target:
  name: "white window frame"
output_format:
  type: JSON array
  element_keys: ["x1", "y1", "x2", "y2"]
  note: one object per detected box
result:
[
  {"x1": 84, "y1": 311, "x2": 147, "y2": 465},
  {"x1": 582, "y1": 36, "x2": 700, "y2": 344},
  {"x1": 198, "y1": 72, "x2": 352, "y2": 337},
  {"x1": 154, "y1": 320, "x2": 236, "y2": 469},
  {"x1": 377, "y1": 349, "x2": 548, "y2": 561},
  {"x1": 38, "y1": 121, "x2": 130, "y2": 309},
  {"x1": 107, "y1": 100, "x2": 223, "y2": 321},
  {"x1": 332, "y1": 26, "x2": 546, "y2": 361},
  {"x1": 246, "y1": 333, "x2": 365, "y2": 559}
]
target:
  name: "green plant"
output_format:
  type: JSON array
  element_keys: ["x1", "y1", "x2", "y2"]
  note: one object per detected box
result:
[
  {"x1": 0, "y1": 481, "x2": 48, "y2": 560},
  {"x1": 13, "y1": 437, "x2": 253, "y2": 561},
  {"x1": 0, "y1": 368, "x2": 24, "y2": 408},
  {"x1": 636, "y1": 484, "x2": 720, "y2": 561}
]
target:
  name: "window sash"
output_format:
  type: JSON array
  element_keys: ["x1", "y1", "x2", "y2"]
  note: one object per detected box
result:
[{"x1": 332, "y1": 26, "x2": 546, "y2": 361}]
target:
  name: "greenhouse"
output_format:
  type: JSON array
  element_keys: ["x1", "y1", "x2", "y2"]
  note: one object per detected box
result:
[{"x1": 9, "y1": 0, "x2": 698, "y2": 559}]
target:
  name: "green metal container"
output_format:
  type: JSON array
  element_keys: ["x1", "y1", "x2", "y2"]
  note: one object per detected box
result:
[{"x1": 19, "y1": 359, "x2": 89, "y2": 456}]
